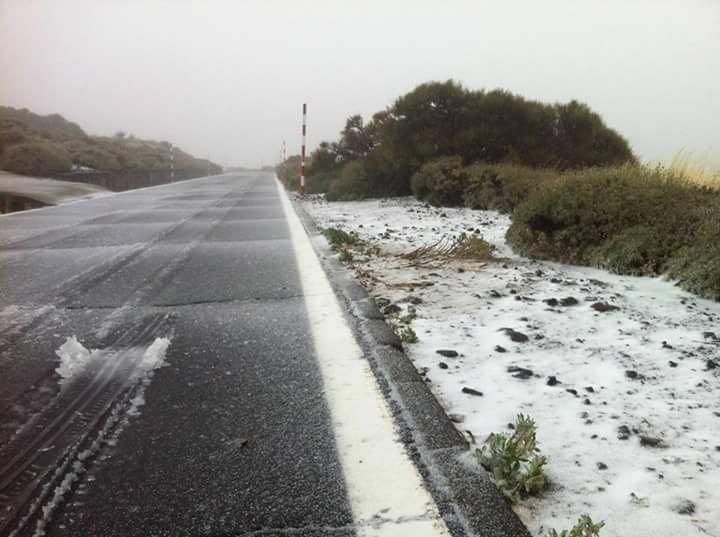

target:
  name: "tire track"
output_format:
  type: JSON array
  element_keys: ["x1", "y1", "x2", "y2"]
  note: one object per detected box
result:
[{"x1": 0, "y1": 314, "x2": 169, "y2": 536}]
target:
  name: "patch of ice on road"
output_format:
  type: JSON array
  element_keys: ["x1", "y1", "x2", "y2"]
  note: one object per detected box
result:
[
  {"x1": 54, "y1": 335, "x2": 170, "y2": 386},
  {"x1": 54, "y1": 336, "x2": 102, "y2": 383},
  {"x1": 127, "y1": 337, "x2": 171, "y2": 417},
  {"x1": 303, "y1": 196, "x2": 720, "y2": 537},
  {"x1": 137, "y1": 336, "x2": 171, "y2": 373}
]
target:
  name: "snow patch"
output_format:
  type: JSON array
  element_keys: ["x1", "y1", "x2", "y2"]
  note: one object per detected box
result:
[
  {"x1": 304, "y1": 196, "x2": 720, "y2": 537},
  {"x1": 54, "y1": 336, "x2": 102, "y2": 383}
]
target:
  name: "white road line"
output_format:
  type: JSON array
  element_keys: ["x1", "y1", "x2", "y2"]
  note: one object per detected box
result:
[{"x1": 277, "y1": 180, "x2": 451, "y2": 537}]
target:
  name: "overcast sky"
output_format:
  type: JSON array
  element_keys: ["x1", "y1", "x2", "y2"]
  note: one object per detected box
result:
[{"x1": 1, "y1": 0, "x2": 718, "y2": 168}]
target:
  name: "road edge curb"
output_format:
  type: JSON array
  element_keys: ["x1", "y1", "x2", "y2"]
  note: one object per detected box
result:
[{"x1": 288, "y1": 192, "x2": 532, "y2": 537}]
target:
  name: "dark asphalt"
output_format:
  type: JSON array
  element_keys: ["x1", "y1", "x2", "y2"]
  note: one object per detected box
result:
[{"x1": 0, "y1": 173, "x2": 354, "y2": 536}]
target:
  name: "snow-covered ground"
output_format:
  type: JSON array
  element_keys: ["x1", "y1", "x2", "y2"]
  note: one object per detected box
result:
[
  {"x1": 0, "y1": 170, "x2": 110, "y2": 208},
  {"x1": 302, "y1": 196, "x2": 720, "y2": 537}
]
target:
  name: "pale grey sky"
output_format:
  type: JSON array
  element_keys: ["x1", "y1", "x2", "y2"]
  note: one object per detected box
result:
[{"x1": 1, "y1": 0, "x2": 718, "y2": 168}]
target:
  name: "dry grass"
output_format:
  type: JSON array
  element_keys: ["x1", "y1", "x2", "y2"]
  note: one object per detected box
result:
[
  {"x1": 665, "y1": 149, "x2": 720, "y2": 190},
  {"x1": 400, "y1": 232, "x2": 494, "y2": 266}
]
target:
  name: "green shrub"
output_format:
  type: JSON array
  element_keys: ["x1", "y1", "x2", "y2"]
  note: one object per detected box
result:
[
  {"x1": 463, "y1": 163, "x2": 559, "y2": 213},
  {"x1": 546, "y1": 515, "x2": 605, "y2": 537},
  {"x1": 397, "y1": 326, "x2": 418, "y2": 343},
  {"x1": 508, "y1": 165, "x2": 720, "y2": 299},
  {"x1": 666, "y1": 224, "x2": 720, "y2": 300},
  {"x1": 410, "y1": 156, "x2": 466, "y2": 206},
  {"x1": 1, "y1": 141, "x2": 72, "y2": 176},
  {"x1": 338, "y1": 248, "x2": 354, "y2": 263},
  {"x1": 326, "y1": 161, "x2": 369, "y2": 201},
  {"x1": 323, "y1": 227, "x2": 361, "y2": 249},
  {"x1": 476, "y1": 414, "x2": 548, "y2": 501},
  {"x1": 63, "y1": 140, "x2": 122, "y2": 170}
]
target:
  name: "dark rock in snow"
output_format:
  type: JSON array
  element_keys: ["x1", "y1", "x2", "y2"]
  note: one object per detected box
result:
[
  {"x1": 494, "y1": 345, "x2": 507, "y2": 353},
  {"x1": 543, "y1": 298, "x2": 559, "y2": 307},
  {"x1": 547, "y1": 375, "x2": 561, "y2": 386},
  {"x1": 566, "y1": 388, "x2": 579, "y2": 396},
  {"x1": 507, "y1": 366, "x2": 533, "y2": 379},
  {"x1": 592, "y1": 302, "x2": 620, "y2": 312},
  {"x1": 560, "y1": 296, "x2": 579, "y2": 306},
  {"x1": 550, "y1": 277, "x2": 562, "y2": 283},
  {"x1": 461, "y1": 387, "x2": 483, "y2": 397},
  {"x1": 617, "y1": 425, "x2": 632, "y2": 440},
  {"x1": 438, "y1": 362, "x2": 449, "y2": 370},
  {"x1": 707, "y1": 359, "x2": 718, "y2": 370},
  {"x1": 703, "y1": 331, "x2": 718, "y2": 341},
  {"x1": 489, "y1": 290, "x2": 503, "y2": 298},
  {"x1": 597, "y1": 462, "x2": 608, "y2": 470},
  {"x1": 662, "y1": 340, "x2": 674, "y2": 349},
  {"x1": 625, "y1": 370, "x2": 639, "y2": 380},
  {"x1": 674, "y1": 499, "x2": 696, "y2": 515},
  {"x1": 669, "y1": 360, "x2": 678, "y2": 368},
  {"x1": 436, "y1": 349, "x2": 459, "y2": 358},
  {"x1": 499, "y1": 328, "x2": 529, "y2": 343},
  {"x1": 408, "y1": 296, "x2": 424, "y2": 305},
  {"x1": 640, "y1": 435, "x2": 667, "y2": 448}
]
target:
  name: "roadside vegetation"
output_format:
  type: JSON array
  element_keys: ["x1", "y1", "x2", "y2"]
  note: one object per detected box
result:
[
  {"x1": 277, "y1": 80, "x2": 633, "y2": 199},
  {"x1": 547, "y1": 516, "x2": 604, "y2": 537},
  {"x1": 478, "y1": 416, "x2": 605, "y2": 536},
  {"x1": 0, "y1": 106, "x2": 221, "y2": 177},
  {"x1": 477, "y1": 414, "x2": 548, "y2": 501},
  {"x1": 281, "y1": 81, "x2": 720, "y2": 300},
  {"x1": 508, "y1": 165, "x2": 720, "y2": 300}
]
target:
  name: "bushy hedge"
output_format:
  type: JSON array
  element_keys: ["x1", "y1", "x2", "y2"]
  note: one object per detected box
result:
[
  {"x1": 409, "y1": 157, "x2": 559, "y2": 213},
  {"x1": 1, "y1": 142, "x2": 73, "y2": 176},
  {"x1": 508, "y1": 165, "x2": 720, "y2": 299},
  {"x1": 410, "y1": 156, "x2": 466, "y2": 206},
  {"x1": 326, "y1": 161, "x2": 369, "y2": 201},
  {"x1": 463, "y1": 163, "x2": 559, "y2": 213},
  {"x1": 0, "y1": 106, "x2": 220, "y2": 176},
  {"x1": 285, "y1": 80, "x2": 634, "y2": 199}
]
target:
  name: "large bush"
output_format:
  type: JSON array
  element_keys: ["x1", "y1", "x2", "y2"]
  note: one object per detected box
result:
[
  {"x1": 508, "y1": 165, "x2": 720, "y2": 298},
  {"x1": 326, "y1": 161, "x2": 369, "y2": 201},
  {"x1": 299, "y1": 81, "x2": 635, "y2": 200},
  {"x1": 1, "y1": 142, "x2": 72, "y2": 176},
  {"x1": 410, "y1": 156, "x2": 466, "y2": 206},
  {"x1": 463, "y1": 163, "x2": 559, "y2": 213}
]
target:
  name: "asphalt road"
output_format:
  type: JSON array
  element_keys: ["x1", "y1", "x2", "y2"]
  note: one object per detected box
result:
[{"x1": 0, "y1": 173, "x2": 363, "y2": 536}]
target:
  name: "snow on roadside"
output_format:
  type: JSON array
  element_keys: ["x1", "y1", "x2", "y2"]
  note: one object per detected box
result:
[{"x1": 302, "y1": 196, "x2": 720, "y2": 537}]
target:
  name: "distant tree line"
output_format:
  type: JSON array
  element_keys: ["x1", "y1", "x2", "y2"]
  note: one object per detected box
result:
[
  {"x1": 0, "y1": 106, "x2": 222, "y2": 177},
  {"x1": 277, "y1": 80, "x2": 635, "y2": 199}
]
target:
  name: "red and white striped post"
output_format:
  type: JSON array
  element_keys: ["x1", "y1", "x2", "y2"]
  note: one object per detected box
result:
[
  {"x1": 300, "y1": 103, "x2": 307, "y2": 195},
  {"x1": 169, "y1": 144, "x2": 175, "y2": 182}
]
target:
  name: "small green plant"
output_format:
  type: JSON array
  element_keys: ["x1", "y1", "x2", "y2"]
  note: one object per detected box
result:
[
  {"x1": 323, "y1": 227, "x2": 361, "y2": 249},
  {"x1": 546, "y1": 515, "x2": 605, "y2": 537},
  {"x1": 397, "y1": 326, "x2": 418, "y2": 343},
  {"x1": 476, "y1": 414, "x2": 548, "y2": 501},
  {"x1": 338, "y1": 248, "x2": 354, "y2": 263}
]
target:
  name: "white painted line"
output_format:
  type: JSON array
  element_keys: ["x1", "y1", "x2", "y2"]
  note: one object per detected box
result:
[{"x1": 277, "y1": 180, "x2": 451, "y2": 537}]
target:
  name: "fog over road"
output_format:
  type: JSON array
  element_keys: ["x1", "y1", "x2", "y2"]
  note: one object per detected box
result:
[{"x1": 0, "y1": 172, "x2": 459, "y2": 537}]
